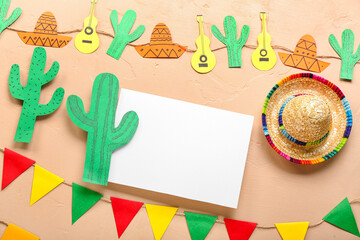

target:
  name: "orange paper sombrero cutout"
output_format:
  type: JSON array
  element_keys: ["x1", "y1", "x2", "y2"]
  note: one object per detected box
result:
[
  {"x1": 278, "y1": 35, "x2": 330, "y2": 73},
  {"x1": 135, "y1": 23, "x2": 187, "y2": 58},
  {"x1": 17, "y1": 12, "x2": 72, "y2": 48}
]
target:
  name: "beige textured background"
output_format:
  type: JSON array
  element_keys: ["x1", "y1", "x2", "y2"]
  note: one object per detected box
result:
[{"x1": 1, "y1": 0, "x2": 360, "y2": 239}]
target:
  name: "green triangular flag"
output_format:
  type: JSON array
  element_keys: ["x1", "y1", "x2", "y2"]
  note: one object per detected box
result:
[
  {"x1": 72, "y1": 183, "x2": 103, "y2": 224},
  {"x1": 323, "y1": 197, "x2": 360, "y2": 237},
  {"x1": 184, "y1": 211, "x2": 217, "y2": 240}
]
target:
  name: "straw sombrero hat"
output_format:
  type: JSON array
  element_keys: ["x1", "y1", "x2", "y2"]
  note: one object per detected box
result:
[
  {"x1": 134, "y1": 23, "x2": 187, "y2": 58},
  {"x1": 278, "y1": 35, "x2": 330, "y2": 73},
  {"x1": 262, "y1": 73, "x2": 352, "y2": 164},
  {"x1": 17, "y1": 11, "x2": 72, "y2": 48}
]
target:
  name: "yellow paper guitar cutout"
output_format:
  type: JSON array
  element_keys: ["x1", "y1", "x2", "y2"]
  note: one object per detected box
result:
[
  {"x1": 191, "y1": 15, "x2": 216, "y2": 73},
  {"x1": 251, "y1": 12, "x2": 276, "y2": 71},
  {"x1": 75, "y1": 0, "x2": 99, "y2": 54}
]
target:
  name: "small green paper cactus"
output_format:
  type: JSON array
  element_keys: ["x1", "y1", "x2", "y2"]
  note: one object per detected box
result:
[
  {"x1": 67, "y1": 73, "x2": 139, "y2": 186},
  {"x1": 329, "y1": 29, "x2": 360, "y2": 80},
  {"x1": 9, "y1": 47, "x2": 64, "y2": 143},
  {"x1": 211, "y1": 16, "x2": 249, "y2": 68},
  {"x1": 107, "y1": 10, "x2": 145, "y2": 60},
  {"x1": 0, "y1": 0, "x2": 21, "y2": 35}
]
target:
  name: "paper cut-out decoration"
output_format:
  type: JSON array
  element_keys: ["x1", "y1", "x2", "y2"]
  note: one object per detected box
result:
[
  {"x1": 145, "y1": 204, "x2": 178, "y2": 240},
  {"x1": 30, "y1": 165, "x2": 63, "y2": 206},
  {"x1": 107, "y1": 10, "x2": 145, "y2": 60},
  {"x1": 275, "y1": 222, "x2": 309, "y2": 240},
  {"x1": 0, "y1": 223, "x2": 39, "y2": 240},
  {"x1": 184, "y1": 212, "x2": 217, "y2": 240},
  {"x1": 110, "y1": 197, "x2": 144, "y2": 238},
  {"x1": 224, "y1": 218, "x2": 257, "y2": 240},
  {"x1": 211, "y1": 15, "x2": 249, "y2": 68},
  {"x1": 0, "y1": 0, "x2": 21, "y2": 36},
  {"x1": 134, "y1": 23, "x2": 187, "y2": 58},
  {"x1": 9, "y1": 47, "x2": 65, "y2": 143},
  {"x1": 1, "y1": 148, "x2": 35, "y2": 190},
  {"x1": 251, "y1": 12, "x2": 276, "y2": 71},
  {"x1": 278, "y1": 35, "x2": 330, "y2": 73},
  {"x1": 75, "y1": 0, "x2": 99, "y2": 54},
  {"x1": 191, "y1": 15, "x2": 216, "y2": 73},
  {"x1": 72, "y1": 183, "x2": 103, "y2": 224},
  {"x1": 323, "y1": 197, "x2": 360, "y2": 237},
  {"x1": 17, "y1": 11, "x2": 72, "y2": 48},
  {"x1": 329, "y1": 29, "x2": 360, "y2": 80},
  {"x1": 67, "y1": 73, "x2": 139, "y2": 186}
]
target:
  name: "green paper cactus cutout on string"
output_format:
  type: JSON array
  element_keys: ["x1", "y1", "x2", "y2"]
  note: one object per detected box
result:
[
  {"x1": 67, "y1": 73, "x2": 139, "y2": 186},
  {"x1": 211, "y1": 16, "x2": 249, "y2": 68},
  {"x1": 9, "y1": 47, "x2": 64, "y2": 143},
  {"x1": 0, "y1": 0, "x2": 21, "y2": 35},
  {"x1": 107, "y1": 10, "x2": 145, "y2": 60},
  {"x1": 329, "y1": 29, "x2": 360, "y2": 80}
]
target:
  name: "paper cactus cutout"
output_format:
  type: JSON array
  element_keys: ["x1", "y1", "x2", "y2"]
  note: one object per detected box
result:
[
  {"x1": 329, "y1": 29, "x2": 360, "y2": 80},
  {"x1": 211, "y1": 16, "x2": 249, "y2": 68},
  {"x1": 67, "y1": 73, "x2": 139, "y2": 186},
  {"x1": 0, "y1": 0, "x2": 21, "y2": 35},
  {"x1": 107, "y1": 10, "x2": 145, "y2": 60},
  {"x1": 9, "y1": 47, "x2": 64, "y2": 143}
]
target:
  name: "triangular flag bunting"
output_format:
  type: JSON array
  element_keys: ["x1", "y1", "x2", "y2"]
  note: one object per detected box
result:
[
  {"x1": 1, "y1": 148, "x2": 35, "y2": 190},
  {"x1": 224, "y1": 218, "x2": 257, "y2": 240},
  {"x1": 0, "y1": 223, "x2": 39, "y2": 240},
  {"x1": 145, "y1": 204, "x2": 178, "y2": 240},
  {"x1": 30, "y1": 165, "x2": 64, "y2": 205},
  {"x1": 72, "y1": 183, "x2": 103, "y2": 224},
  {"x1": 323, "y1": 197, "x2": 360, "y2": 237},
  {"x1": 184, "y1": 211, "x2": 217, "y2": 240},
  {"x1": 110, "y1": 197, "x2": 143, "y2": 238},
  {"x1": 275, "y1": 222, "x2": 309, "y2": 240}
]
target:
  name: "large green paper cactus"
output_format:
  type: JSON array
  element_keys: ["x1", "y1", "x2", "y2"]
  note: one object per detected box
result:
[
  {"x1": 329, "y1": 29, "x2": 360, "y2": 80},
  {"x1": 107, "y1": 10, "x2": 145, "y2": 60},
  {"x1": 211, "y1": 16, "x2": 249, "y2": 68},
  {"x1": 67, "y1": 73, "x2": 139, "y2": 186},
  {"x1": 9, "y1": 47, "x2": 64, "y2": 143},
  {"x1": 0, "y1": 0, "x2": 21, "y2": 35}
]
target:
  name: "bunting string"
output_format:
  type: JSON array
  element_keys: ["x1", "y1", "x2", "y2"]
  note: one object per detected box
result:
[
  {"x1": 0, "y1": 220, "x2": 8, "y2": 226},
  {"x1": 5, "y1": 27, "x2": 352, "y2": 63}
]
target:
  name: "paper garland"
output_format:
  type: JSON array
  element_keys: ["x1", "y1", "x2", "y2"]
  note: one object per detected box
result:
[
  {"x1": 224, "y1": 218, "x2": 257, "y2": 240},
  {"x1": 184, "y1": 212, "x2": 217, "y2": 240},
  {"x1": 275, "y1": 222, "x2": 309, "y2": 240},
  {"x1": 0, "y1": 223, "x2": 39, "y2": 240},
  {"x1": 0, "y1": 0, "x2": 21, "y2": 36},
  {"x1": 145, "y1": 204, "x2": 178, "y2": 240}
]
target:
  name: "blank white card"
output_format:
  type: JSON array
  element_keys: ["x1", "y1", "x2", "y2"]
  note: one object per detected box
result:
[{"x1": 108, "y1": 89, "x2": 253, "y2": 208}]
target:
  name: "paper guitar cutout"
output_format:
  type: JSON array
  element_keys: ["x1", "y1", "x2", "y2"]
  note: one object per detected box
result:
[
  {"x1": 251, "y1": 12, "x2": 276, "y2": 71},
  {"x1": 17, "y1": 11, "x2": 72, "y2": 48},
  {"x1": 329, "y1": 29, "x2": 360, "y2": 80},
  {"x1": 0, "y1": 0, "x2": 21, "y2": 36},
  {"x1": 107, "y1": 10, "x2": 145, "y2": 60},
  {"x1": 75, "y1": 0, "x2": 100, "y2": 54},
  {"x1": 211, "y1": 15, "x2": 249, "y2": 68},
  {"x1": 278, "y1": 34, "x2": 330, "y2": 73},
  {"x1": 67, "y1": 73, "x2": 139, "y2": 186},
  {"x1": 9, "y1": 47, "x2": 65, "y2": 143},
  {"x1": 134, "y1": 23, "x2": 187, "y2": 58},
  {"x1": 191, "y1": 15, "x2": 216, "y2": 73}
]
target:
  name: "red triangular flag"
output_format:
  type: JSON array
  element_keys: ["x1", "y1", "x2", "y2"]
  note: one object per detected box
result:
[
  {"x1": 110, "y1": 197, "x2": 144, "y2": 238},
  {"x1": 224, "y1": 218, "x2": 257, "y2": 240},
  {"x1": 2, "y1": 148, "x2": 35, "y2": 190}
]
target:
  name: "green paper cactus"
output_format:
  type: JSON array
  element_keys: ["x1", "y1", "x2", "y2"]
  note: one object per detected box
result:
[
  {"x1": 329, "y1": 29, "x2": 360, "y2": 80},
  {"x1": 211, "y1": 16, "x2": 249, "y2": 68},
  {"x1": 107, "y1": 10, "x2": 145, "y2": 60},
  {"x1": 0, "y1": 0, "x2": 21, "y2": 35},
  {"x1": 67, "y1": 73, "x2": 139, "y2": 186},
  {"x1": 9, "y1": 47, "x2": 64, "y2": 143}
]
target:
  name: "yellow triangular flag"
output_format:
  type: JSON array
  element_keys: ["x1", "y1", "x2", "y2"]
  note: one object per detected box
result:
[
  {"x1": 145, "y1": 204, "x2": 178, "y2": 240},
  {"x1": 30, "y1": 165, "x2": 64, "y2": 205},
  {"x1": 275, "y1": 222, "x2": 309, "y2": 240},
  {"x1": 0, "y1": 223, "x2": 39, "y2": 240}
]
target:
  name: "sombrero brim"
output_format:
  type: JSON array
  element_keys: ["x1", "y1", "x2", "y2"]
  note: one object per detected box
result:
[
  {"x1": 262, "y1": 73, "x2": 352, "y2": 165},
  {"x1": 278, "y1": 52, "x2": 330, "y2": 73},
  {"x1": 134, "y1": 44, "x2": 187, "y2": 58},
  {"x1": 18, "y1": 32, "x2": 72, "y2": 48}
]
